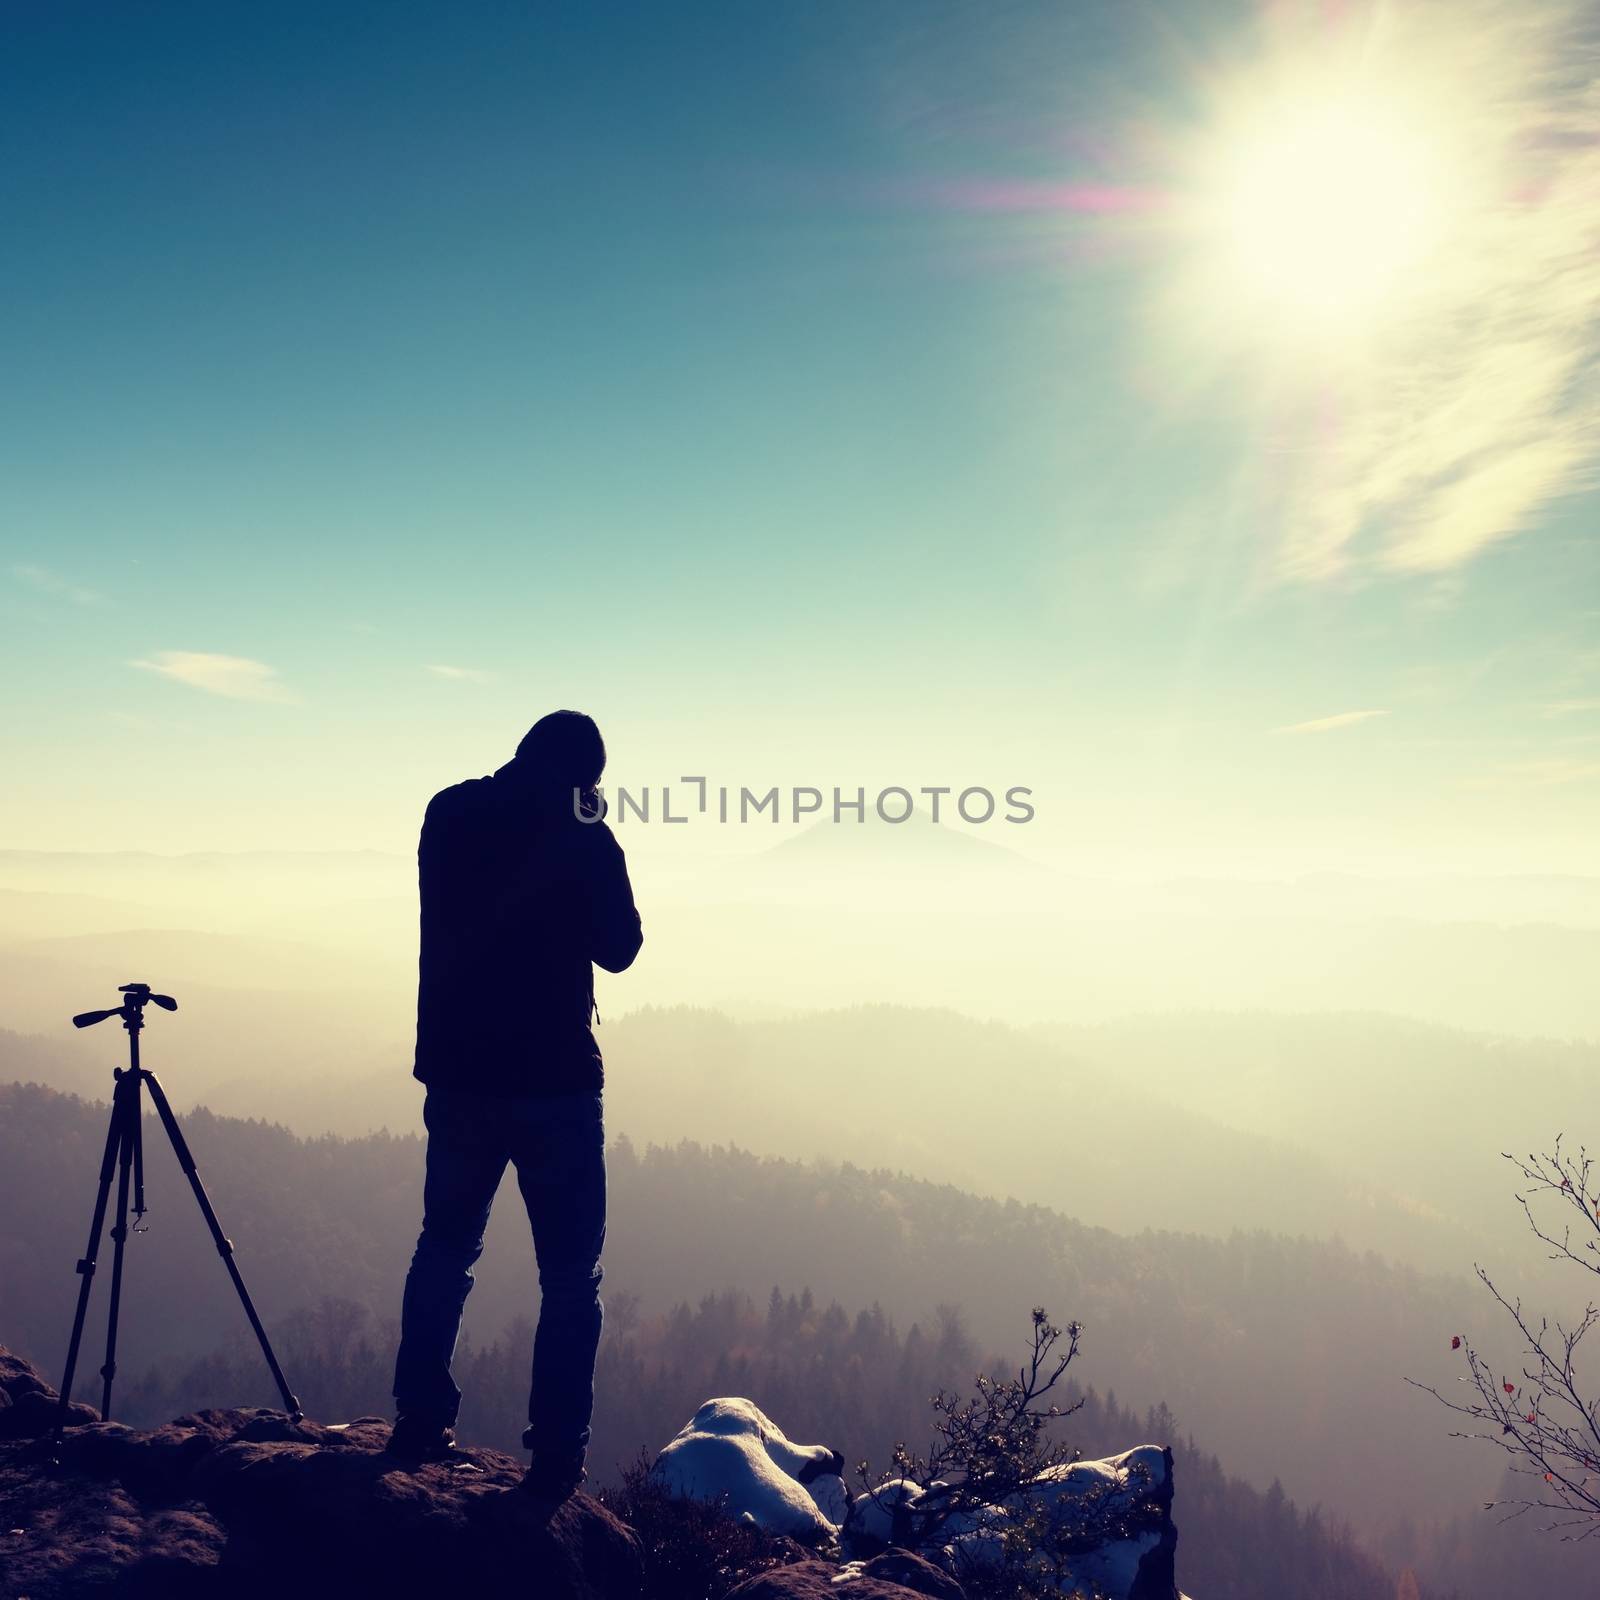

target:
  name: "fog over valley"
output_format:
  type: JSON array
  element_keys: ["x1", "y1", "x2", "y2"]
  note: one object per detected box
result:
[{"x1": 3, "y1": 831, "x2": 1597, "y2": 1595}]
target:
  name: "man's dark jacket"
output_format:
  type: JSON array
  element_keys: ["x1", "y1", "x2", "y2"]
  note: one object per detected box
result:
[{"x1": 413, "y1": 766, "x2": 642, "y2": 1097}]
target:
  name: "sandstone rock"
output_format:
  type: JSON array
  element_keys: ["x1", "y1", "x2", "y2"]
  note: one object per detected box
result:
[
  {"x1": 0, "y1": 1350, "x2": 53, "y2": 1401},
  {"x1": 726, "y1": 1555, "x2": 962, "y2": 1599},
  {"x1": 859, "y1": 1548, "x2": 966, "y2": 1599},
  {"x1": 0, "y1": 1346, "x2": 642, "y2": 1600},
  {"x1": 0, "y1": 1387, "x2": 100, "y2": 1440}
]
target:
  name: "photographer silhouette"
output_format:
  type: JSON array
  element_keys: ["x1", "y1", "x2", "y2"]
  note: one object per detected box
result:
[{"x1": 390, "y1": 711, "x2": 641, "y2": 1501}]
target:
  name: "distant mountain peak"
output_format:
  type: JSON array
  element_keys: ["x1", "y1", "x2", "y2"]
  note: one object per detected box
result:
[{"x1": 762, "y1": 808, "x2": 1036, "y2": 872}]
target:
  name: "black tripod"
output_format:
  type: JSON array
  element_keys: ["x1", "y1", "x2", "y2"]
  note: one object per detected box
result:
[{"x1": 49, "y1": 983, "x2": 301, "y2": 1456}]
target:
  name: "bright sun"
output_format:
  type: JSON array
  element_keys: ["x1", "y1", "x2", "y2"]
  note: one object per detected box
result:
[
  {"x1": 1186, "y1": 77, "x2": 1468, "y2": 342},
  {"x1": 1143, "y1": 3, "x2": 1587, "y2": 579},
  {"x1": 1220, "y1": 99, "x2": 1444, "y2": 315}
]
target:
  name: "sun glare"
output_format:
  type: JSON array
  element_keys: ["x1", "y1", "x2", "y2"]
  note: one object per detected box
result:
[
  {"x1": 1212, "y1": 95, "x2": 1448, "y2": 323},
  {"x1": 1177, "y1": 55, "x2": 1478, "y2": 353}
]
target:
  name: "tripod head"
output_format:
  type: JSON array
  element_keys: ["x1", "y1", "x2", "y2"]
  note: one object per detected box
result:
[{"x1": 73, "y1": 982, "x2": 178, "y2": 1032}]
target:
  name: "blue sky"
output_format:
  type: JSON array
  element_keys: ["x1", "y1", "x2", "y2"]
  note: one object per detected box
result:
[{"x1": 3, "y1": 0, "x2": 1596, "y2": 870}]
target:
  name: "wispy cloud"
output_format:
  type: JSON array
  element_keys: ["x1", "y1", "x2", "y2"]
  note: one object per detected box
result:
[
  {"x1": 425, "y1": 664, "x2": 495, "y2": 683},
  {"x1": 1272, "y1": 709, "x2": 1389, "y2": 736},
  {"x1": 1311, "y1": 7, "x2": 1598, "y2": 577},
  {"x1": 1464, "y1": 756, "x2": 1600, "y2": 789},
  {"x1": 1539, "y1": 697, "x2": 1600, "y2": 718},
  {"x1": 13, "y1": 563, "x2": 105, "y2": 607},
  {"x1": 1174, "y1": 1, "x2": 1600, "y2": 582},
  {"x1": 130, "y1": 651, "x2": 294, "y2": 702}
]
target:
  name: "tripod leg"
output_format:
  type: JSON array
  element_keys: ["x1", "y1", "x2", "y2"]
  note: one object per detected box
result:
[
  {"x1": 99, "y1": 1074, "x2": 140, "y2": 1422},
  {"x1": 49, "y1": 1078, "x2": 129, "y2": 1456},
  {"x1": 131, "y1": 1088, "x2": 148, "y2": 1229},
  {"x1": 142, "y1": 1071, "x2": 303, "y2": 1419}
]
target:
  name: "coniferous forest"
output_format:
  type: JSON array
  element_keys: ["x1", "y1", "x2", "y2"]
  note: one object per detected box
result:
[{"x1": 6, "y1": 1071, "x2": 1593, "y2": 1599}]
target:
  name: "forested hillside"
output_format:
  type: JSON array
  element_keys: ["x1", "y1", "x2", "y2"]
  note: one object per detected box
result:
[
  {"x1": 19, "y1": 993, "x2": 1597, "y2": 1302},
  {"x1": 0, "y1": 1070, "x2": 1560, "y2": 1593},
  {"x1": 53, "y1": 999, "x2": 1591, "y2": 1294},
  {"x1": 120, "y1": 1286, "x2": 1414, "y2": 1600}
]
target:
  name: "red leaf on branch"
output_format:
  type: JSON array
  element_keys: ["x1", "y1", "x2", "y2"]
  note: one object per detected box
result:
[{"x1": 1451, "y1": 1336, "x2": 1462, "y2": 1350}]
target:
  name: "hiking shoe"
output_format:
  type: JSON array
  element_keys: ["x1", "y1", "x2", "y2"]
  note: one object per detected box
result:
[
  {"x1": 386, "y1": 1416, "x2": 460, "y2": 1463},
  {"x1": 519, "y1": 1457, "x2": 587, "y2": 1503}
]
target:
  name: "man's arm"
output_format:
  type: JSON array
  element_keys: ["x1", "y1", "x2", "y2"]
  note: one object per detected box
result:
[
  {"x1": 418, "y1": 789, "x2": 451, "y2": 916},
  {"x1": 419, "y1": 784, "x2": 477, "y2": 923},
  {"x1": 586, "y1": 825, "x2": 643, "y2": 973}
]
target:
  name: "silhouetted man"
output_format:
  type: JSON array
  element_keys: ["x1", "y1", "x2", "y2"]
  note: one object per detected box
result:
[{"x1": 390, "y1": 710, "x2": 641, "y2": 1499}]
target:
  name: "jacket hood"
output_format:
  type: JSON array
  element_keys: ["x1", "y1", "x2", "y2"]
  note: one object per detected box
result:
[{"x1": 492, "y1": 758, "x2": 604, "y2": 821}]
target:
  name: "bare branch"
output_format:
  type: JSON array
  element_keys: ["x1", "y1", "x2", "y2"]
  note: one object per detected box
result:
[{"x1": 1414, "y1": 1142, "x2": 1600, "y2": 1538}]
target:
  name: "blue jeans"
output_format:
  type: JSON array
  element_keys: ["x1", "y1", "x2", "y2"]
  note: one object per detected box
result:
[{"x1": 392, "y1": 1086, "x2": 606, "y2": 1466}]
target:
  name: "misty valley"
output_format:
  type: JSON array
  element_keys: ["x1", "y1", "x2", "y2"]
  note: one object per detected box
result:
[{"x1": 5, "y1": 982, "x2": 1598, "y2": 1597}]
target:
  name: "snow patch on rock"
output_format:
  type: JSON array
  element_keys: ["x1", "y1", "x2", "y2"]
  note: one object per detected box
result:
[
  {"x1": 848, "y1": 1445, "x2": 1178, "y2": 1599},
  {"x1": 652, "y1": 1397, "x2": 848, "y2": 1537}
]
